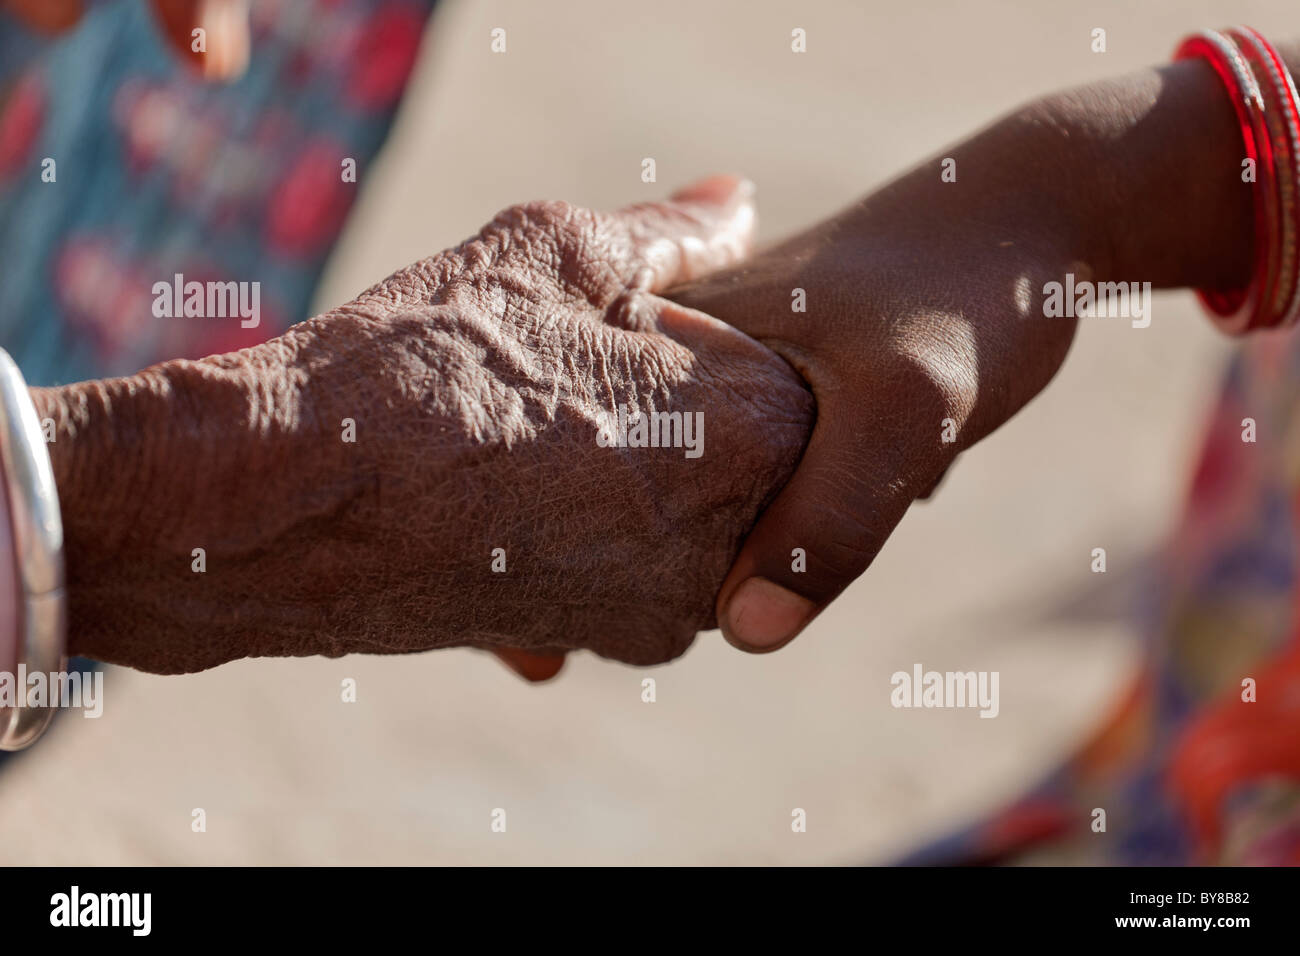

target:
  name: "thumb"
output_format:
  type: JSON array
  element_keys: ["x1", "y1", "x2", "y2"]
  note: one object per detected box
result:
[
  {"x1": 715, "y1": 397, "x2": 922, "y2": 653},
  {"x1": 606, "y1": 174, "x2": 757, "y2": 294}
]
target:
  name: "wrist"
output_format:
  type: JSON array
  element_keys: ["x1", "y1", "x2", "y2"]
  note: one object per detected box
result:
[
  {"x1": 29, "y1": 348, "x2": 291, "y2": 664},
  {"x1": 1021, "y1": 58, "x2": 1254, "y2": 292},
  {"x1": 32, "y1": 375, "x2": 164, "y2": 559}
]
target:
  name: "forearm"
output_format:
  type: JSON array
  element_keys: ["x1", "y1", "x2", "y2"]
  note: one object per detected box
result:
[
  {"x1": 1025, "y1": 52, "x2": 1270, "y2": 291},
  {"x1": 27, "y1": 340, "x2": 335, "y2": 667},
  {"x1": 31, "y1": 368, "x2": 214, "y2": 564},
  {"x1": 792, "y1": 41, "x2": 1293, "y2": 312},
  {"x1": 959, "y1": 41, "x2": 1300, "y2": 292}
]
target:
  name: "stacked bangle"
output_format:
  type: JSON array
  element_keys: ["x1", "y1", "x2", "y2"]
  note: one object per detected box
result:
[
  {"x1": 1176, "y1": 28, "x2": 1300, "y2": 333},
  {"x1": 0, "y1": 348, "x2": 66, "y2": 751}
]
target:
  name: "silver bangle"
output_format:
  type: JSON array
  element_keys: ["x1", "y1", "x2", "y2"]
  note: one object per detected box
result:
[{"x1": 0, "y1": 348, "x2": 66, "y2": 751}]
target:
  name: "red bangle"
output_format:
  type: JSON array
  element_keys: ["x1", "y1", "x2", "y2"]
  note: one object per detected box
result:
[
  {"x1": 1229, "y1": 27, "x2": 1300, "y2": 328},
  {"x1": 1175, "y1": 28, "x2": 1300, "y2": 333},
  {"x1": 1174, "y1": 30, "x2": 1275, "y2": 333}
]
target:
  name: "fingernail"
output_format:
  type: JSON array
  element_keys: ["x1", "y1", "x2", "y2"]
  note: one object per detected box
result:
[
  {"x1": 720, "y1": 577, "x2": 815, "y2": 652},
  {"x1": 492, "y1": 647, "x2": 566, "y2": 682},
  {"x1": 672, "y1": 174, "x2": 753, "y2": 206}
]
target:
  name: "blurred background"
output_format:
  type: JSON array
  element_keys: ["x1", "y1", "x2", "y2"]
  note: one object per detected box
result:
[{"x1": 0, "y1": 0, "x2": 1291, "y2": 864}]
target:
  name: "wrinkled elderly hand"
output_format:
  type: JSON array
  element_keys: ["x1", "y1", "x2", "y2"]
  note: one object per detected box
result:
[{"x1": 35, "y1": 177, "x2": 814, "y2": 675}]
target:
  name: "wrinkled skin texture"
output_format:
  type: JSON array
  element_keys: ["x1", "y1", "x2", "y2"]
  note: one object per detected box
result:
[{"x1": 34, "y1": 180, "x2": 814, "y2": 674}]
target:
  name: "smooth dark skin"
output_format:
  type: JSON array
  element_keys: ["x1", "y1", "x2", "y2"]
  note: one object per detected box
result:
[
  {"x1": 24, "y1": 45, "x2": 1288, "y2": 675},
  {"x1": 671, "y1": 51, "x2": 1267, "y2": 654}
]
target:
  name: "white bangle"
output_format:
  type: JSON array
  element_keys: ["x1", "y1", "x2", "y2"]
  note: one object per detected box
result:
[{"x1": 0, "y1": 348, "x2": 66, "y2": 751}]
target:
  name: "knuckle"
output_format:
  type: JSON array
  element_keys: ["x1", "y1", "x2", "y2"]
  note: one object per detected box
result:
[
  {"x1": 481, "y1": 200, "x2": 582, "y2": 257},
  {"x1": 513, "y1": 198, "x2": 580, "y2": 231},
  {"x1": 496, "y1": 199, "x2": 599, "y2": 247},
  {"x1": 815, "y1": 529, "x2": 881, "y2": 585},
  {"x1": 485, "y1": 200, "x2": 617, "y2": 301},
  {"x1": 786, "y1": 477, "x2": 893, "y2": 586}
]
